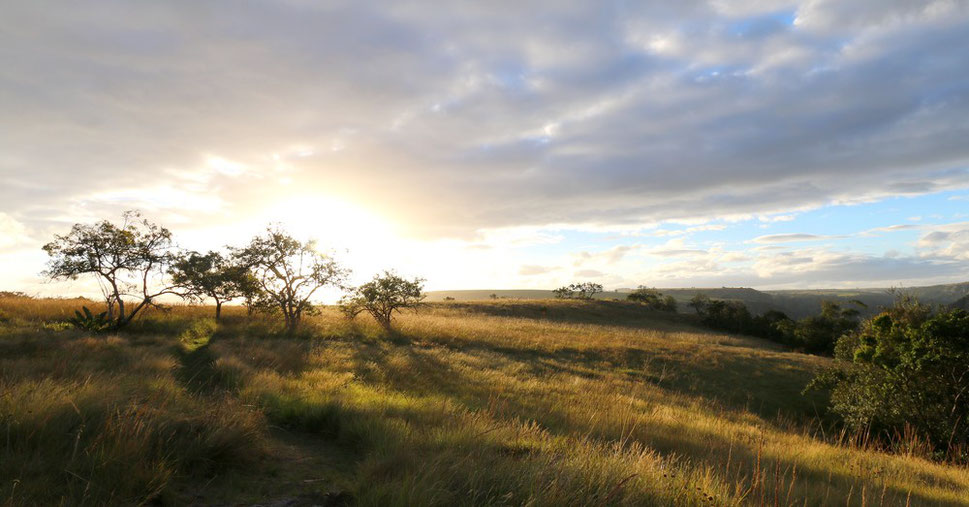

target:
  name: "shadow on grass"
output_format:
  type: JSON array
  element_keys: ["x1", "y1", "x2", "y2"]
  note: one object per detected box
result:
[
  {"x1": 325, "y1": 335, "x2": 960, "y2": 505},
  {"x1": 173, "y1": 333, "x2": 243, "y2": 396},
  {"x1": 434, "y1": 299, "x2": 696, "y2": 331}
]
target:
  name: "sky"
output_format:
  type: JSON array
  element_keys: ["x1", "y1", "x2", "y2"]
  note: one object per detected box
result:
[{"x1": 2, "y1": 0, "x2": 969, "y2": 297}]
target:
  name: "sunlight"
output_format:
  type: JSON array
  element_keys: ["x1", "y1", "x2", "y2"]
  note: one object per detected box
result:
[{"x1": 263, "y1": 195, "x2": 398, "y2": 254}]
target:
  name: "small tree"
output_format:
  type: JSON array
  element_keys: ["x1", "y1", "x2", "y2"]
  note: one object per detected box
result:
[
  {"x1": 171, "y1": 250, "x2": 251, "y2": 320},
  {"x1": 792, "y1": 300, "x2": 863, "y2": 355},
  {"x1": 627, "y1": 286, "x2": 677, "y2": 312},
  {"x1": 689, "y1": 293, "x2": 710, "y2": 316},
  {"x1": 232, "y1": 227, "x2": 348, "y2": 333},
  {"x1": 554, "y1": 283, "x2": 602, "y2": 300},
  {"x1": 42, "y1": 210, "x2": 179, "y2": 330},
  {"x1": 341, "y1": 271, "x2": 424, "y2": 331},
  {"x1": 553, "y1": 286, "x2": 575, "y2": 299}
]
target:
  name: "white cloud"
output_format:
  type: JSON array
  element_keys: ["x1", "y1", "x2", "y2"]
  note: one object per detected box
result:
[
  {"x1": 751, "y1": 233, "x2": 841, "y2": 244},
  {"x1": 3, "y1": 1, "x2": 969, "y2": 292},
  {"x1": 0, "y1": 213, "x2": 30, "y2": 250}
]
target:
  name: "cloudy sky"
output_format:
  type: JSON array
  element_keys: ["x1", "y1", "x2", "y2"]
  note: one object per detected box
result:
[{"x1": 2, "y1": 0, "x2": 969, "y2": 296}]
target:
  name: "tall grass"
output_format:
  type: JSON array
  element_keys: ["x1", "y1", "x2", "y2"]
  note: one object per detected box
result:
[{"x1": 2, "y1": 295, "x2": 968, "y2": 504}]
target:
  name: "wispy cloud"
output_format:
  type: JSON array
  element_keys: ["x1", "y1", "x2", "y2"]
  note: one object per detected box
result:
[{"x1": 750, "y1": 233, "x2": 844, "y2": 244}]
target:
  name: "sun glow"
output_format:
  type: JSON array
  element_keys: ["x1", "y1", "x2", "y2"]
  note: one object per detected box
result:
[{"x1": 263, "y1": 195, "x2": 399, "y2": 255}]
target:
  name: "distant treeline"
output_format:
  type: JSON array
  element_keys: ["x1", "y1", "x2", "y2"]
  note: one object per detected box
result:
[{"x1": 690, "y1": 294, "x2": 862, "y2": 355}]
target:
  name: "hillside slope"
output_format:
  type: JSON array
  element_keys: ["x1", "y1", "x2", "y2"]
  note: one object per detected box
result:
[{"x1": 2, "y1": 297, "x2": 968, "y2": 505}]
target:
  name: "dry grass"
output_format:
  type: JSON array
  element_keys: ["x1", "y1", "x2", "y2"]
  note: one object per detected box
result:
[{"x1": 1, "y1": 295, "x2": 968, "y2": 505}]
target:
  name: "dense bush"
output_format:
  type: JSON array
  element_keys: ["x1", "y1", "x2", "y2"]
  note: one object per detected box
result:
[{"x1": 810, "y1": 299, "x2": 969, "y2": 457}]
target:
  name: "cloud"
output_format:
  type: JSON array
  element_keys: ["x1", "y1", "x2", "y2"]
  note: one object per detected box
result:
[
  {"x1": 574, "y1": 269, "x2": 606, "y2": 278},
  {"x1": 860, "y1": 224, "x2": 921, "y2": 236},
  {"x1": 1, "y1": 0, "x2": 968, "y2": 240},
  {"x1": 0, "y1": 213, "x2": 30, "y2": 250},
  {"x1": 751, "y1": 233, "x2": 841, "y2": 244},
  {"x1": 573, "y1": 245, "x2": 636, "y2": 266},
  {"x1": 916, "y1": 222, "x2": 969, "y2": 261},
  {"x1": 518, "y1": 264, "x2": 557, "y2": 276},
  {"x1": 3, "y1": 1, "x2": 969, "y2": 293}
]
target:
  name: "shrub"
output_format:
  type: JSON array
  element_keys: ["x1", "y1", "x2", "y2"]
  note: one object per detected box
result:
[
  {"x1": 810, "y1": 300, "x2": 969, "y2": 457},
  {"x1": 67, "y1": 306, "x2": 113, "y2": 333}
]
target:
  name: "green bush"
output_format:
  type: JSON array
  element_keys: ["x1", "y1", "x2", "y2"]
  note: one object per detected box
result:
[
  {"x1": 696, "y1": 298, "x2": 859, "y2": 355},
  {"x1": 67, "y1": 306, "x2": 113, "y2": 333},
  {"x1": 810, "y1": 299, "x2": 969, "y2": 457}
]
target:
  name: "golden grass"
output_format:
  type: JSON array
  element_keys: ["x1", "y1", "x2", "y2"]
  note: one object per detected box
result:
[{"x1": 1, "y1": 295, "x2": 968, "y2": 505}]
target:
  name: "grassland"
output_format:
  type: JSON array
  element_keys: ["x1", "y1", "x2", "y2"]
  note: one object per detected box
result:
[{"x1": 2, "y1": 296, "x2": 968, "y2": 505}]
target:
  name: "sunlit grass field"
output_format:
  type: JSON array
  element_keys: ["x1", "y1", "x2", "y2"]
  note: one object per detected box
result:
[{"x1": 2, "y1": 296, "x2": 968, "y2": 505}]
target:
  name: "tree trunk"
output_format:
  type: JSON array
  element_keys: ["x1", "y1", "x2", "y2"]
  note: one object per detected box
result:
[
  {"x1": 215, "y1": 299, "x2": 222, "y2": 321},
  {"x1": 116, "y1": 297, "x2": 126, "y2": 328}
]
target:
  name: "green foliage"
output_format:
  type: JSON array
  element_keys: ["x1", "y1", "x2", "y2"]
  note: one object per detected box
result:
[
  {"x1": 341, "y1": 271, "x2": 424, "y2": 330},
  {"x1": 67, "y1": 306, "x2": 113, "y2": 333},
  {"x1": 697, "y1": 297, "x2": 861, "y2": 355},
  {"x1": 627, "y1": 286, "x2": 677, "y2": 312},
  {"x1": 42, "y1": 210, "x2": 179, "y2": 329},
  {"x1": 171, "y1": 250, "x2": 256, "y2": 319},
  {"x1": 689, "y1": 293, "x2": 711, "y2": 315},
  {"x1": 789, "y1": 301, "x2": 863, "y2": 355},
  {"x1": 812, "y1": 299, "x2": 969, "y2": 455},
  {"x1": 553, "y1": 282, "x2": 603, "y2": 300}
]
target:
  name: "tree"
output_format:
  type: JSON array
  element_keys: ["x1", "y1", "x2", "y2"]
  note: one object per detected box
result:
[
  {"x1": 341, "y1": 271, "x2": 424, "y2": 331},
  {"x1": 171, "y1": 250, "x2": 252, "y2": 320},
  {"x1": 627, "y1": 286, "x2": 677, "y2": 312},
  {"x1": 689, "y1": 293, "x2": 710, "y2": 316},
  {"x1": 553, "y1": 282, "x2": 603, "y2": 300},
  {"x1": 792, "y1": 301, "x2": 863, "y2": 355},
  {"x1": 42, "y1": 210, "x2": 179, "y2": 330},
  {"x1": 232, "y1": 227, "x2": 348, "y2": 333},
  {"x1": 810, "y1": 300, "x2": 969, "y2": 455}
]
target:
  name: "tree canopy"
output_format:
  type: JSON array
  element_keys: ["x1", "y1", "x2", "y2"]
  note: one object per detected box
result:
[
  {"x1": 232, "y1": 227, "x2": 348, "y2": 332},
  {"x1": 811, "y1": 298, "x2": 969, "y2": 455},
  {"x1": 341, "y1": 271, "x2": 425, "y2": 330},
  {"x1": 171, "y1": 250, "x2": 256, "y2": 319},
  {"x1": 42, "y1": 211, "x2": 179, "y2": 329}
]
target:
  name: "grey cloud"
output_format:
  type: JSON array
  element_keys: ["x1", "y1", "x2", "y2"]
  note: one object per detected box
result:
[
  {"x1": 920, "y1": 231, "x2": 951, "y2": 244},
  {"x1": 2, "y1": 1, "x2": 969, "y2": 238}
]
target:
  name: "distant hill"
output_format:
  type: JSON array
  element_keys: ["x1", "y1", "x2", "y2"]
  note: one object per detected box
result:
[{"x1": 427, "y1": 281, "x2": 969, "y2": 319}]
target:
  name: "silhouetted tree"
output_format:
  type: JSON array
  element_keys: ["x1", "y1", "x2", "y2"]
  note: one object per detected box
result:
[
  {"x1": 42, "y1": 210, "x2": 179, "y2": 330},
  {"x1": 171, "y1": 250, "x2": 252, "y2": 320},
  {"x1": 554, "y1": 282, "x2": 603, "y2": 300},
  {"x1": 232, "y1": 227, "x2": 348, "y2": 333},
  {"x1": 689, "y1": 293, "x2": 711, "y2": 316}
]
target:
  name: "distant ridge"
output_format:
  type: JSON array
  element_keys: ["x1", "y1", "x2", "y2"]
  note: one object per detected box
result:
[{"x1": 427, "y1": 282, "x2": 969, "y2": 319}]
